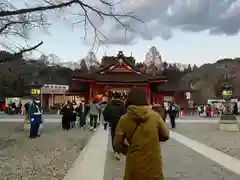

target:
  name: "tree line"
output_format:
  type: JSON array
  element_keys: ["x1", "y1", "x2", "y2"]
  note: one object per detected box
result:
[{"x1": 0, "y1": 50, "x2": 198, "y2": 97}]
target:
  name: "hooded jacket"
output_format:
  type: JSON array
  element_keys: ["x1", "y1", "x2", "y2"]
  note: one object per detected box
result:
[
  {"x1": 103, "y1": 99, "x2": 125, "y2": 129},
  {"x1": 114, "y1": 105, "x2": 169, "y2": 180}
]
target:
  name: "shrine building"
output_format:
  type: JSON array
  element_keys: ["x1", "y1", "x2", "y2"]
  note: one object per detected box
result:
[{"x1": 69, "y1": 51, "x2": 191, "y2": 107}]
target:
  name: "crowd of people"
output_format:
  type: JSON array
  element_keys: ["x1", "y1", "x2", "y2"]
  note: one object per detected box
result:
[
  {"x1": 10, "y1": 87, "x2": 180, "y2": 180},
  {"x1": 197, "y1": 101, "x2": 238, "y2": 117},
  {"x1": 5, "y1": 101, "x2": 22, "y2": 115},
  {"x1": 59, "y1": 98, "x2": 104, "y2": 131},
  {"x1": 58, "y1": 87, "x2": 182, "y2": 180}
]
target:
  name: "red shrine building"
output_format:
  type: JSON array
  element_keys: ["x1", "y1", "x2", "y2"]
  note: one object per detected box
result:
[{"x1": 69, "y1": 51, "x2": 191, "y2": 107}]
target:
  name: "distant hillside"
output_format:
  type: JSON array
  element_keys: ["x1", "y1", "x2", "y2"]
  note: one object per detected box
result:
[
  {"x1": 0, "y1": 51, "x2": 74, "y2": 97},
  {"x1": 181, "y1": 58, "x2": 240, "y2": 103}
]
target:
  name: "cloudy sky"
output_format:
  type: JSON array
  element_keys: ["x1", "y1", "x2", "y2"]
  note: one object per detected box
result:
[{"x1": 5, "y1": 0, "x2": 240, "y2": 65}]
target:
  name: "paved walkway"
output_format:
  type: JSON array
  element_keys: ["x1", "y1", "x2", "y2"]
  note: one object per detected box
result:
[
  {"x1": 64, "y1": 125, "x2": 240, "y2": 180},
  {"x1": 104, "y1": 132, "x2": 240, "y2": 180}
]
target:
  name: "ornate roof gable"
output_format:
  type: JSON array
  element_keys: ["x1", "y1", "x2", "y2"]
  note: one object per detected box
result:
[
  {"x1": 100, "y1": 51, "x2": 141, "y2": 74},
  {"x1": 100, "y1": 58, "x2": 140, "y2": 74}
]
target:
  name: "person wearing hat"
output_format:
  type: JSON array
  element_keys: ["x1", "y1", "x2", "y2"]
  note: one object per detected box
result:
[
  {"x1": 114, "y1": 87, "x2": 169, "y2": 180},
  {"x1": 28, "y1": 97, "x2": 42, "y2": 138}
]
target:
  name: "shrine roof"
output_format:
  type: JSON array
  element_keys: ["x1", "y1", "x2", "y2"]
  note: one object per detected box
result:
[
  {"x1": 73, "y1": 71, "x2": 166, "y2": 83},
  {"x1": 73, "y1": 51, "x2": 167, "y2": 83},
  {"x1": 95, "y1": 72, "x2": 165, "y2": 83},
  {"x1": 73, "y1": 70, "x2": 167, "y2": 83}
]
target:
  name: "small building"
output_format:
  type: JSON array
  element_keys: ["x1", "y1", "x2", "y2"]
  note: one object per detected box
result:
[
  {"x1": 41, "y1": 84, "x2": 69, "y2": 108},
  {"x1": 69, "y1": 51, "x2": 192, "y2": 106},
  {"x1": 156, "y1": 81, "x2": 194, "y2": 109}
]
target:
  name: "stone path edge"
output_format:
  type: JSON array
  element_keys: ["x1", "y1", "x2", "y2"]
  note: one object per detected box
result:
[
  {"x1": 170, "y1": 131, "x2": 240, "y2": 176},
  {"x1": 63, "y1": 127, "x2": 109, "y2": 180}
]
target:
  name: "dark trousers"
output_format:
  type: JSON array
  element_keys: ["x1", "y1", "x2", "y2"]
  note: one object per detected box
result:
[
  {"x1": 30, "y1": 122, "x2": 40, "y2": 138},
  {"x1": 62, "y1": 116, "x2": 70, "y2": 130},
  {"x1": 71, "y1": 114, "x2": 76, "y2": 128},
  {"x1": 80, "y1": 113, "x2": 86, "y2": 127},
  {"x1": 103, "y1": 122, "x2": 108, "y2": 130},
  {"x1": 90, "y1": 114, "x2": 98, "y2": 128},
  {"x1": 169, "y1": 115, "x2": 176, "y2": 128},
  {"x1": 99, "y1": 112, "x2": 102, "y2": 121},
  {"x1": 110, "y1": 127, "x2": 116, "y2": 151}
]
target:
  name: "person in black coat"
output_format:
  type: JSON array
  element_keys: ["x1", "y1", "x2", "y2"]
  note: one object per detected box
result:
[
  {"x1": 61, "y1": 101, "x2": 73, "y2": 131},
  {"x1": 71, "y1": 101, "x2": 77, "y2": 128},
  {"x1": 76, "y1": 99, "x2": 88, "y2": 129},
  {"x1": 167, "y1": 101, "x2": 177, "y2": 128},
  {"x1": 233, "y1": 102, "x2": 238, "y2": 115},
  {"x1": 103, "y1": 92, "x2": 126, "y2": 159}
]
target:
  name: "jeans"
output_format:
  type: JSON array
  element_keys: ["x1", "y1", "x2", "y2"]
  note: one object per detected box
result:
[
  {"x1": 110, "y1": 127, "x2": 116, "y2": 151},
  {"x1": 103, "y1": 122, "x2": 108, "y2": 130},
  {"x1": 79, "y1": 113, "x2": 86, "y2": 127},
  {"x1": 90, "y1": 114, "x2": 98, "y2": 128},
  {"x1": 169, "y1": 115, "x2": 176, "y2": 128}
]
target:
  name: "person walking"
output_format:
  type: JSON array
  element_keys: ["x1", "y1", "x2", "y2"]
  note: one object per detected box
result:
[
  {"x1": 71, "y1": 101, "x2": 77, "y2": 128},
  {"x1": 114, "y1": 87, "x2": 169, "y2": 180},
  {"x1": 76, "y1": 99, "x2": 88, "y2": 129},
  {"x1": 99, "y1": 100, "x2": 108, "y2": 129},
  {"x1": 103, "y1": 92, "x2": 126, "y2": 160},
  {"x1": 61, "y1": 101, "x2": 73, "y2": 131},
  {"x1": 88, "y1": 99, "x2": 100, "y2": 131},
  {"x1": 168, "y1": 100, "x2": 177, "y2": 128}
]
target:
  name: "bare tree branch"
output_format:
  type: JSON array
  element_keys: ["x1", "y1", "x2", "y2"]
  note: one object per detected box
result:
[
  {"x1": 0, "y1": 41, "x2": 43, "y2": 63},
  {"x1": 0, "y1": 0, "x2": 142, "y2": 21},
  {"x1": 0, "y1": 0, "x2": 144, "y2": 37},
  {"x1": 0, "y1": 20, "x2": 26, "y2": 33},
  {"x1": 14, "y1": 41, "x2": 43, "y2": 56},
  {"x1": 0, "y1": 0, "x2": 144, "y2": 57}
]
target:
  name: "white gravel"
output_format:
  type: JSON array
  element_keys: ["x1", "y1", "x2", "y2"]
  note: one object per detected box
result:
[{"x1": 0, "y1": 122, "x2": 93, "y2": 180}]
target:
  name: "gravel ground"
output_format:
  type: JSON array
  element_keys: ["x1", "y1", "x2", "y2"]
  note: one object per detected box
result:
[
  {"x1": 0, "y1": 114, "x2": 61, "y2": 119},
  {"x1": 0, "y1": 122, "x2": 93, "y2": 180},
  {"x1": 174, "y1": 123, "x2": 240, "y2": 159}
]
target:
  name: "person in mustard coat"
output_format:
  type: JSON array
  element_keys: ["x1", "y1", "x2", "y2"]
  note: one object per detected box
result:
[{"x1": 114, "y1": 88, "x2": 169, "y2": 180}]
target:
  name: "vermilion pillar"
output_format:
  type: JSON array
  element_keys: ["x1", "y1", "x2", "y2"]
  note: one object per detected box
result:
[
  {"x1": 147, "y1": 85, "x2": 151, "y2": 104},
  {"x1": 89, "y1": 83, "x2": 92, "y2": 101},
  {"x1": 142, "y1": 85, "x2": 150, "y2": 104}
]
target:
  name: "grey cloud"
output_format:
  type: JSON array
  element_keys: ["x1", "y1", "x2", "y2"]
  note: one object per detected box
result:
[{"x1": 88, "y1": 0, "x2": 240, "y2": 45}]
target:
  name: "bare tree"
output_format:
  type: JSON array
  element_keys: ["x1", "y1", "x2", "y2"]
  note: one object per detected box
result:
[
  {"x1": 0, "y1": 0, "x2": 143, "y2": 58},
  {"x1": 0, "y1": 2, "x2": 47, "y2": 61},
  {"x1": 46, "y1": 54, "x2": 61, "y2": 66}
]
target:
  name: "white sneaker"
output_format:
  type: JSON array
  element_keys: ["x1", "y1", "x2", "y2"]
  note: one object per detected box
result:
[
  {"x1": 114, "y1": 152, "x2": 120, "y2": 160},
  {"x1": 93, "y1": 128, "x2": 97, "y2": 131}
]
